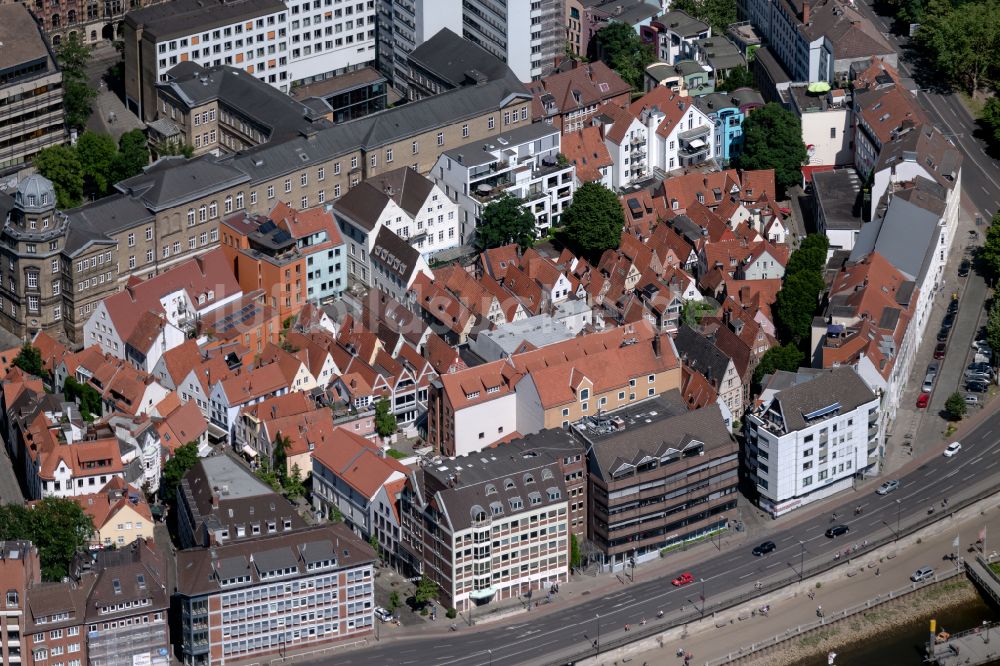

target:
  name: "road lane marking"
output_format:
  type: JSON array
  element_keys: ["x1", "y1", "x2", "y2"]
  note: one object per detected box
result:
[{"x1": 964, "y1": 473, "x2": 977, "y2": 481}]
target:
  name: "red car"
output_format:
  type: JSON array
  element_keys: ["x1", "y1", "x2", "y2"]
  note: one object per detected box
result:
[
  {"x1": 934, "y1": 343, "x2": 947, "y2": 359},
  {"x1": 916, "y1": 393, "x2": 930, "y2": 409},
  {"x1": 672, "y1": 572, "x2": 694, "y2": 586}
]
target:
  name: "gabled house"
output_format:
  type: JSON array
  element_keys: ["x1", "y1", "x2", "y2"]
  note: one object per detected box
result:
[
  {"x1": 208, "y1": 363, "x2": 293, "y2": 441},
  {"x1": 630, "y1": 86, "x2": 715, "y2": 172}
]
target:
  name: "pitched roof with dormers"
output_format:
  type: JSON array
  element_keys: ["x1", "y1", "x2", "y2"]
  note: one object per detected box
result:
[
  {"x1": 561, "y1": 126, "x2": 614, "y2": 183},
  {"x1": 528, "y1": 61, "x2": 631, "y2": 121},
  {"x1": 156, "y1": 400, "x2": 208, "y2": 454}
]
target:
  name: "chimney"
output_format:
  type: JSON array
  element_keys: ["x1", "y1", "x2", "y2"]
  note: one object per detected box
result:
[
  {"x1": 652, "y1": 332, "x2": 662, "y2": 358},
  {"x1": 802, "y1": 1, "x2": 811, "y2": 23}
]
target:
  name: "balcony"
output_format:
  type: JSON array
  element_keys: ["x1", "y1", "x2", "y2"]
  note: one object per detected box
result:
[
  {"x1": 868, "y1": 424, "x2": 879, "y2": 439},
  {"x1": 868, "y1": 410, "x2": 878, "y2": 424},
  {"x1": 678, "y1": 124, "x2": 711, "y2": 142}
]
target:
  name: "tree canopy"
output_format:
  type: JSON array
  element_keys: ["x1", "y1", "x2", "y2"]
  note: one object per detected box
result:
[
  {"x1": 63, "y1": 376, "x2": 102, "y2": 421},
  {"x1": 162, "y1": 441, "x2": 200, "y2": 502},
  {"x1": 55, "y1": 33, "x2": 96, "y2": 129},
  {"x1": 34, "y1": 145, "x2": 84, "y2": 209},
  {"x1": 669, "y1": 0, "x2": 738, "y2": 37},
  {"x1": 375, "y1": 398, "x2": 397, "y2": 439},
  {"x1": 38, "y1": 131, "x2": 150, "y2": 204},
  {"x1": 413, "y1": 575, "x2": 439, "y2": 606},
  {"x1": 476, "y1": 194, "x2": 537, "y2": 251},
  {"x1": 592, "y1": 22, "x2": 655, "y2": 90},
  {"x1": 978, "y1": 213, "x2": 1000, "y2": 284},
  {"x1": 12, "y1": 344, "x2": 45, "y2": 378},
  {"x1": 752, "y1": 343, "x2": 805, "y2": 386},
  {"x1": 733, "y1": 102, "x2": 808, "y2": 198},
  {"x1": 773, "y1": 235, "x2": 828, "y2": 346},
  {"x1": 561, "y1": 182, "x2": 624, "y2": 262},
  {"x1": 986, "y1": 297, "x2": 1000, "y2": 354},
  {"x1": 981, "y1": 98, "x2": 1000, "y2": 149},
  {"x1": 944, "y1": 391, "x2": 968, "y2": 421},
  {"x1": 0, "y1": 499, "x2": 94, "y2": 581},
  {"x1": 716, "y1": 66, "x2": 754, "y2": 93},
  {"x1": 917, "y1": 0, "x2": 1000, "y2": 94}
]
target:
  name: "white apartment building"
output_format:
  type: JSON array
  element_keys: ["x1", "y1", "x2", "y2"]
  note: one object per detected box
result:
[
  {"x1": 745, "y1": 367, "x2": 880, "y2": 517},
  {"x1": 634, "y1": 89, "x2": 716, "y2": 173},
  {"x1": 599, "y1": 107, "x2": 649, "y2": 190},
  {"x1": 462, "y1": 0, "x2": 564, "y2": 81},
  {"x1": 124, "y1": 0, "x2": 376, "y2": 121},
  {"x1": 333, "y1": 166, "x2": 460, "y2": 273},
  {"x1": 431, "y1": 122, "x2": 575, "y2": 244}
]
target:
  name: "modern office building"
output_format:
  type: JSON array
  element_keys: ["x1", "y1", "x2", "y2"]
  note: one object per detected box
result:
[
  {"x1": 462, "y1": 0, "x2": 565, "y2": 81},
  {"x1": 579, "y1": 398, "x2": 739, "y2": 566},
  {"x1": 123, "y1": 0, "x2": 377, "y2": 121},
  {"x1": 376, "y1": 1, "x2": 463, "y2": 93},
  {"x1": 400, "y1": 438, "x2": 570, "y2": 612},
  {"x1": 0, "y1": 4, "x2": 68, "y2": 176},
  {"x1": 174, "y1": 523, "x2": 375, "y2": 666},
  {"x1": 744, "y1": 366, "x2": 879, "y2": 517}
]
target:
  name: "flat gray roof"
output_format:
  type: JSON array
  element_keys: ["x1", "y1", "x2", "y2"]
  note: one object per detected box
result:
[
  {"x1": 813, "y1": 169, "x2": 862, "y2": 231},
  {"x1": 0, "y1": 4, "x2": 52, "y2": 71},
  {"x1": 125, "y1": 0, "x2": 286, "y2": 41}
]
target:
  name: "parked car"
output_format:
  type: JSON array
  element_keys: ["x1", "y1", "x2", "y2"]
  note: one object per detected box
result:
[
  {"x1": 967, "y1": 362, "x2": 992, "y2": 372},
  {"x1": 916, "y1": 392, "x2": 930, "y2": 408},
  {"x1": 975, "y1": 352, "x2": 992, "y2": 365},
  {"x1": 922, "y1": 375, "x2": 935, "y2": 393},
  {"x1": 934, "y1": 342, "x2": 947, "y2": 359},
  {"x1": 374, "y1": 607, "x2": 393, "y2": 622},
  {"x1": 966, "y1": 372, "x2": 991, "y2": 383},
  {"x1": 941, "y1": 313, "x2": 955, "y2": 329},
  {"x1": 752, "y1": 541, "x2": 777, "y2": 556},
  {"x1": 672, "y1": 572, "x2": 695, "y2": 586},
  {"x1": 826, "y1": 525, "x2": 850, "y2": 538},
  {"x1": 948, "y1": 299, "x2": 960, "y2": 314},
  {"x1": 964, "y1": 395, "x2": 980, "y2": 405},
  {"x1": 937, "y1": 328, "x2": 950, "y2": 343},
  {"x1": 876, "y1": 480, "x2": 900, "y2": 495},
  {"x1": 966, "y1": 381, "x2": 989, "y2": 393},
  {"x1": 973, "y1": 340, "x2": 992, "y2": 354},
  {"x1": 911, "y1": 567, "x2": 935, "y2": 582},
  {"x1": 928, "y1": 362, "x2": 939, "y2": 375},
  {"x1": 959, "y1": 259, "x2": 971, "y2": 277},
  {"x1": 943, "y1": 441, "x2": 962, "y2": 457}
]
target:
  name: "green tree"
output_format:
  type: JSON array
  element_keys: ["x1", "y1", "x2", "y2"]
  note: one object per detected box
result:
[
  {"x1": 981, "y1": 98, "x2": 1000, "y2": 148},
  {"x1": 162, "y1": 441, "x2": 200, "y2": 502},
  {"x1": 369, "y1": 534, "x2": 381, "y2": 560},
  {"x1": 62, "y1": 376, "x2": 102, "y2": 421},
  {"x1": 255, "y1": 458, "x2": 282, "y2": 491},
  {"x1": 752, "y1": 343, "x2": 804, "y2": 386},
  {"x1": 272, "y1": 432, "x2": 290, "y2": 484},
  {"x1": 285, "y1": 463, "x2": 305, "y2": 500},
  {"x1": 55, "y1": 33, "x2": 96, "y2": 130},
  {"x1": 413, "y1": 575, "x2": 439, "y2": 606},
  {"x1": 0, "y1": 499, "x2": 93, "y2": 581},
  {"x1": 945, "y1": 391, "x2": 968, "y2": 421},
  {"x1": 592, "y1": 22, "x2": 654, "y2": 90},
  {"x1": 716, "y1": 66, "x2": 754, "y2": 92},
  {"x1": 55, "y1": 32, "x2": 92, "y2": 78},
  {"x1": 774, "y1": 271, "x2": 824, "y2": 345},
  {"x1": 570, "y1": 533, "x2": 582, "y2": 570},
  {"x1": 476, "y1": 194, "x2": 536, "y2": 251},
  {"x1": 733, "y1": 102, "x2": 808, "y2": 198},
  {"x1": 328, "y1": 505, "x2": 344, "y2": 523},
  {"x1": 987, "y1": 299, "x2": 1000, "y2": 352},
  {"x1": 917, "y1": 0, "x2": 1000, "y2": 94},
  {"x1": 388, "y1": 590, "x2": 401, "y2": 611},
  {"x1": 979, "y1": 214, "x2": 1000, "y2": 284},
  {"x1": 375, "y1": 398, "x2": 397, "y2": 439},
  {"x1": 561, "y1": 182, "x2": 625, "y2": 262},
  {"x1": 681, "y1": 300, "x2": 716, "y2": 326},
  {"x1": 34, "y1": 145, "x2": 84, "y2": 208},
  {"x1": 12, "y1": 344, "x2": 45, "y2": 378},
  {"x1": 157, "y1": 140, "x2": 195, "y2": 159},
  {"x1": 76, "y1": 131, "x2": 119, "y2": 197},
  {"x1": 114, "y1": 129, "x2": 151, "y2": 182},
  {"x1": 668, "y1": 0, "x2": 737, "y2": 37}
]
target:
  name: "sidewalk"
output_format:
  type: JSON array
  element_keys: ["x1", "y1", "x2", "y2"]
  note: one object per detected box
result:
[{"x1": 605, "y1": 497, "x2": 1000, "y2": 666}]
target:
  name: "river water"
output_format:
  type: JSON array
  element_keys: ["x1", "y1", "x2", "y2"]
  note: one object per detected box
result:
[{"x1": 790, "y1": 597, "x2": 1000, "y2": 666}]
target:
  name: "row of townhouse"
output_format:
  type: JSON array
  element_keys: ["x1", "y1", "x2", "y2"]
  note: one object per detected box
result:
[{"x1": 2, "y1": 538, "x2": 173, "y2": 666}]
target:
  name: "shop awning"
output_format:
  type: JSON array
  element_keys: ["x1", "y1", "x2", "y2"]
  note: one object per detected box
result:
[{"x1": 241, "y1": 444, "x2": 258, "y2": 458}]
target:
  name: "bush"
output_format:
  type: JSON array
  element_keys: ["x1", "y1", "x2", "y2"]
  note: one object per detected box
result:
[{"x1": 446, "y1": 607, "x2": 457, "y2": 619}]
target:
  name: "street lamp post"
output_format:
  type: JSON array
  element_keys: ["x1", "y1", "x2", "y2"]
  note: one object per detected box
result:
[
  {"x1": 488, "y1": 648, "x2": 493, "y2": 666},
  {"x1": 985, "y1": 621, "x2": 991, "y2": 645},
  {"x1": 595, "y1": 613, "x2": 601, "y2": 653},
  {"x1": 896, "y1": 499, "x2": 902, "y2": 542},
  {"x1": 799, "y1": 541, "x2": 805, "y2": 582}
]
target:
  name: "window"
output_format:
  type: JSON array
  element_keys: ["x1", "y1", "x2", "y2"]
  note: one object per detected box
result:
[
  {"x1": 198, "y1": 206, "x2": 207, "y2": 222},
  {"x1": 318, "y1": 166, "x2": 325, "y2": 181},
  {"x1": 488, "y1": 116, "x2": 495, "y2": 129},
  {"x1": 437, "y1": 132, "x2": 444, "y2": 146},
  {"x1": 187, "y1": 209, "x2": 195, "y2": 226},
  {"x1": 51, "y1": 258, "x2": 59, "y2": 273},
  {"x1": 284, "y1": 178, "x2": 292, "y2": 193},
  {"x1": 145, "y1": 227, "x2": 153, "y2": 241},
  {"x1": 579, "y1": 388, "x2": 589, "y2": 401},
  {"x1": 411, "y1": 140, "x2": 418, "y2": 154},
  {"x1": 370, "y1": 154, "x2": 377, "y2": 168},
  {"x1": 300, "y1": 172, "x2": 308, "y2": 187},
  {"x1": 462, "y1": 124, "x2": 469, "y2": 137},
  {"x1": 127, "y1": 233, "x2": 135, "y2": 247},
  {"x1": 27, "y1": 272, "x2": 37, "y2": 289}
]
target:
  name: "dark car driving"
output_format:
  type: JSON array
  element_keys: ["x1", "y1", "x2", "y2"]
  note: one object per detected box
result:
[
  {"x1": 752, "y1": 541, "x2": 776, "y2": 556},
  {"x1": 826, "y1": 525, "x2": 850, "y2": 538}
]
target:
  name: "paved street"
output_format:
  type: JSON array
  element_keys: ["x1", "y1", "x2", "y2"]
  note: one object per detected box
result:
[
  {"x1": 0, "y1": 438, "x2": 24, "y2": 504},
  {"x1": 303, "y1": 400, "x2": 1000, "y2": 666}
]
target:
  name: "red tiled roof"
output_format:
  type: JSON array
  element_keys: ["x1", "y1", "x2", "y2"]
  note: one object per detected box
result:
[{"x1": 561, "y1": 126, "x2": 613, "y2": 183}]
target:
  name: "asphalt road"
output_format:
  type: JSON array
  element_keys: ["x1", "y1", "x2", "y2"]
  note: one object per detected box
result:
[
  {"x1": 319, "y1": 403, "x2": 1000, "y2": 666},
  {"x1": 857, "y1": 0, "x2": 1000, "y2": 218}
]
